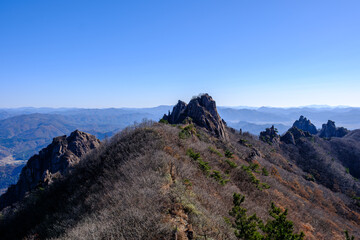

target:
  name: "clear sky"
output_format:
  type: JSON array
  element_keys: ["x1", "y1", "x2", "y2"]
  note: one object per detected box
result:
[{"x1": 1, "y1": 0, "x2": 359, "y2": 108}]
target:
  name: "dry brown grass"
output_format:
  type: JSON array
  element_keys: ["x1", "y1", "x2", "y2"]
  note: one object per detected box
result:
[{"x1": 0, "y1": 122, "x2": 359, "y2": 239}]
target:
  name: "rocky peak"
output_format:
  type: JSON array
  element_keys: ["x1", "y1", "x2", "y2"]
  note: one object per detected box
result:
[
  {"x1": 280, "y1": 127, "x2": 311, "y2": 145},
  {"x1": 260, "y1": 125, "x2": 280, "y2": 144},
  {"x1": 293, "y1": 115, "x2": 318, "y2": 135},
  {"x1": 164, "y1": 100, "x2": 187, "y2": 124},
  {"x1": 319, "y1": 120, "x2": 349, "y2": 138},
  {"x1": 162, "y1": 94, "x2": 228, "y2": 139},
  {"x1": 0, "y1": 130, "x2": 100, "y2": 210}
]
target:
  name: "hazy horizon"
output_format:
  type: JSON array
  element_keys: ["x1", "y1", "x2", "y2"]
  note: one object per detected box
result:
[{"x1": 1, "y1": 103, "x2": 360, "y2": 110}]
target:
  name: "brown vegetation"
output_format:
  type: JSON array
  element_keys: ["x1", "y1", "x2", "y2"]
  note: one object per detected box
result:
[{"x1": 0, "y1": 121, "x2": 359, "y2": 239}]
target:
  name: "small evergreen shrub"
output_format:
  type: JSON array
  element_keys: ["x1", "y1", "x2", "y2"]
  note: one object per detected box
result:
[
  {"x1": 259, "y1": 183, "x2": 270, "y2": 190},
  {"x1": 159, "y1": 119, "x2": 169, "y2": 124},
  {"x1": 226, "y1": 159, "x2": 238, "y2": 169},
  {"x1": 344, "y1": 230, "x2": 355, "y2": 240},
  {"x1": 186, "y1": 149, "x2": 201, "y2": 161},
  {"x1": 262, "y1": 167, "x2": 269, "y2": 176},
  {"x1": 241, "y1": 164, "x2": 270, "y2": 190},
  {"x1": 304, "y1": 173, "x2": 315, "y2": 182},
  {"x1": 209, "y1": 146, "x2": 223, "y2": 157},
  {"x1": 225, "y1": 150, "x2": 234, "y2": 158},
  {"x1": 198, "y1": 159, "x2": 211, "y2": 174},
  {"x1": 179, "y1": 124, "x2": 196, "y2": 139},
  {"x1": 183, "y1": 179, "x2": 192, "y2": 186},
  {"x1": 210, "y1": 170, "x2": 229, "y2": 185},
  {"x1": 249, "y1": 163, "x2": 260, "y2": 173}
]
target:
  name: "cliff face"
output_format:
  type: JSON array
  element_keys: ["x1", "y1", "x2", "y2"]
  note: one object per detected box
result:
[
  {"x1": 162, "y1": 94, "x2": 228, "y2": 139},
  {"x1": 0, "y1": 130, "x2": 100, "y2": 210},
  {"x1": 293, "y1": 115, "x2": 318, "y2": 135}
]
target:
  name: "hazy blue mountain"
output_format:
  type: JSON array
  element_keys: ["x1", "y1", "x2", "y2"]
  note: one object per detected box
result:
[
  {"x1": 0, "y1": 113, "x2": 75, "y2": 161},
  {"x1": 0, "y1": 106, "x2": 174, "y2": 163},
  {"x1": 218, "y1": 106, "x2": 360, "y2": 129},
  {"x1": 226, "y1": 121, "x2": 290, "y2": 135},
  {"x1": 218, "y1": 108, "x2": 291, "y2": 123}
]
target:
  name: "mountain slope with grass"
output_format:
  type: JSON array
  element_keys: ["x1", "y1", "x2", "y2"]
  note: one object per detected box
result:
[{"x1": 0, "y1": 95, "x2": 359, "y2": 240}]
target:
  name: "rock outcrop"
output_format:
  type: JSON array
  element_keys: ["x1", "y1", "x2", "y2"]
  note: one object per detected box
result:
[
  {"x1": 319, "y1": 120, "x2": 349, "y2": 138},
  {"x1": 293, "y1": 116, "x2": 318, "y2": 135},
  {"x1": 280, "y1": 127, "x2": 311, "y2": 145},
  {"x1": 259, "y1": 125, "x2": 280, "y2": 144},
  {"x1": 0, "y1": 130, "x2": 100, "y2": 210},
  {"x1": 162, "y1": 94, "x2": 228, "y2": 139}
]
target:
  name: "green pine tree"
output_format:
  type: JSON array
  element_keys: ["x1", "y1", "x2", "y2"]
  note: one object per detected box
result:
[
  {"x1": 344, "y1": 230, "x2": 355, "y2": 240},
  {"x1": 260, "y1": 203, "x2": 305, "y2": 240},
  {"x1": 229, "y1": 193, "x2": 305, "y2": 240},
  {"x1": 229, "y1": 193, "x2": 263, "y2": 240}
]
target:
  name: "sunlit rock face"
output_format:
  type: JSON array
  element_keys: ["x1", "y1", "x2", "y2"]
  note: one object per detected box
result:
[{"x1": 162, "y1": 94, "x2": 228, "y2": 140}]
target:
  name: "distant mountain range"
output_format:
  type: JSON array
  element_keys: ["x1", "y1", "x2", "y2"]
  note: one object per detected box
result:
[{"x1": 218, "y1": 106, "x2": 360, "y2": 129}]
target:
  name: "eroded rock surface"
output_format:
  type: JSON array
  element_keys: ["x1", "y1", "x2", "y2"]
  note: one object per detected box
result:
[
  {"x1": 162, "y1": 94, "x2": 228, "y2": 139},
  {"x1": 319, "y1": 120, "x2": 349, "y2": 138},
  {"x1": 293, "y1": 116, "x2": 318, "y2": 135},
  {"x1": 0, "y1": 130, "x2": 100, "y2": 210},
  {"x1": 259, "y1": 125, "x2": 280, "y2": 144}
]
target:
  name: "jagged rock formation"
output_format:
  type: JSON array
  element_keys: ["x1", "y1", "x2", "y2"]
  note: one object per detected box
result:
[
  {"x1": 0, "y1": 130, "x2": 100, "y2": 210},
  {"x1": 259, "y1": 125, "x2": 280, "y2": 144},
  {"x1": 162, "y1": 94, "x2": 228, "y2": 139},
  {"x1": 280, "y1": 127, "x2": 311, "y2": 145},
  {"x1": 281, "y1": 131, "x2": 295, "y2": 145},
  {"x1": 319, "y1": 120, "x2": 349, "y2": 138},
  {"x1": 293, "y1": 116, "x2": 318, "y2": 134}
]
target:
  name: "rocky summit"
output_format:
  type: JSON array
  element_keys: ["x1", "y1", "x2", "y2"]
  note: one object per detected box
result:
[
  {"x1": 0, "y1": 130, "x2": 100, "y2": 210},
  {"x1": 293, "y1": 115, "x2": 318, "y2": 135},
  {"x1": 319, "y1": 120, "x2": 350, "y2": 138},
  {"x1": 259, "y1": 125, "x2": 280, "y2": 144},
  {"x1": 162, "y1": 93, "x2": 228, "y2": 139}
]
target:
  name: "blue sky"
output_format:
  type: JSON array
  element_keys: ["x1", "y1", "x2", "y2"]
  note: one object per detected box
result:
[{"x1": 1, "y1": 0, "x2": 359, "y2": 108}]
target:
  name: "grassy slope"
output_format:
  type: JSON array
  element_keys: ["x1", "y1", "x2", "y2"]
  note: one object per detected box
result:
[{"x1": 0, "y1": 122, "x2": 359, "y2": 239}]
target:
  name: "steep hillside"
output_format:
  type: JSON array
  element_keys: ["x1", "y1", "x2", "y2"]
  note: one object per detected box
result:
[
  {"x1": 0, "y1": 95, "x2": 359, "y2": 240},
  {"x1": 279, "y1": 117, "x2": 359, "y2": 196}
]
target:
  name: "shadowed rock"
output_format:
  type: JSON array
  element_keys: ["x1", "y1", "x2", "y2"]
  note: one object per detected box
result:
[
  {"x1": 293, "y1": 116, "x2": 318, "y2": 135},
  {"x1": 281, "y1": 127, "x2": 311, "y2": 145},
  {"x1": 259, "y1": 125, "x2": 280, "y2": 144},
  {"x1": 319, "y1": 120, "x2": 349, "y2": 138},
  {"x1": 0, "y1": 130, "x2": 100, "y2": 210},
  {"x1": 162, "y1": 94, "x2": 228, "y2": 139}
]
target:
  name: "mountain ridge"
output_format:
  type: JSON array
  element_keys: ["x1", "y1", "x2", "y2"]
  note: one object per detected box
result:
[{"x1": 0, "y1": 94, "x2": 359, "y2": 239}]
